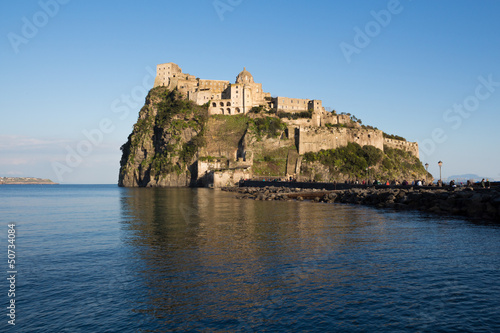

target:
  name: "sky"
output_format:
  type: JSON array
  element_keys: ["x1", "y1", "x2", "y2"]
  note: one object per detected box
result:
[{"x1": 1, "y1": 0, "x2": 499, "y2": 184}]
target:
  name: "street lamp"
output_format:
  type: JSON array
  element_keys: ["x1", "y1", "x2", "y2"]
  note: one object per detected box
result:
[
  {"x1": 438, "y1": 161, "x2": 443, "y2": 181},
  {"x1": 425, "y1": 163, "x2": 429, "y2": 172}
]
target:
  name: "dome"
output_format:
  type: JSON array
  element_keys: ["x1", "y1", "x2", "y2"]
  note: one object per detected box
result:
[{"x1": 236, "y1": 67, "x2": 254, "y2": 83}]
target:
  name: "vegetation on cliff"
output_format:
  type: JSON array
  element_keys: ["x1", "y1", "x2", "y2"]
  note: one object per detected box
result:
[
  {"x1": 302, "y1": 142, "x2": 430, "y2": 182},
  {"x1": 119, "y1": 87, "x2": 208, "y2": 186}
]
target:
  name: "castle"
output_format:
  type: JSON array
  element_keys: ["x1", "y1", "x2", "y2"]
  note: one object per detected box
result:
[
  {"x1": 153, "y1": 62, "x2": 419, "y2": 158},
  {"x1": 153, "y1": 62, "x2": 326, "y2": 117}
]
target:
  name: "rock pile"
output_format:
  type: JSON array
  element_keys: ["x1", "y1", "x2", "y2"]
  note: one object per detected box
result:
[{"x1": 222, "y1": 186, "x2": 500, "y2": 222}]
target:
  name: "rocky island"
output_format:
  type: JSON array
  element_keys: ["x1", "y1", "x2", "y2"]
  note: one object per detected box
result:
[
  {"x1": 0, "y1": 177, "x2": 57, "y2": 185},
  {"x1": 119, "y1": 62, "x2": 430, "y2": 188}
]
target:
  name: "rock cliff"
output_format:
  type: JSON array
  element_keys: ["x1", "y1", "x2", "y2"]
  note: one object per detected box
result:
[
  {"x1": 119, "y1": 87, "x2": 431, "y2": 187},
  {"x1": 119, "y1": 87, "x2": 207, "y2": 187}
]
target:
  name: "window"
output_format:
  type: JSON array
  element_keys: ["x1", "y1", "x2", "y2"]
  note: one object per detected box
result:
[
  {"x1": 212, "y1": 102, "x2": 216, "y2": 107},
  {"x1": 226, "y1": 102, "x2": 231, "y2": 106}
]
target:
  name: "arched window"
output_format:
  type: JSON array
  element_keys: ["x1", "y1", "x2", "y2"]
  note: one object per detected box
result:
[
  {"x1": 235, "y1": 107, "x2": 241, "y2": 113},
  {"x1": 220, "y1": 108, "x2": 224, "y2": 114},
  {"x1": 212, "y1": 102, "x2": 216, "y2": 107},
  {"x1": 227, "y1": 108, "x2": 231, "y2": 115},
  {"x1": 220, "y1": 102, "x2": 224, "y2": 107},
  {"x1": 226, "y1": 101, "x2": 231, "y2": 106}
]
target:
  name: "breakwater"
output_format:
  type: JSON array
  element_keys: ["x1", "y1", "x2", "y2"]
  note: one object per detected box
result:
[{"x1": 223, "y1": 184, "x2": 500, "y2": 222}]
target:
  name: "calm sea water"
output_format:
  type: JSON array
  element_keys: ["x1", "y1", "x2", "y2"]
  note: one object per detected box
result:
[{"x1": 1, "y1": 184, "x2": 499, "y2": 332}]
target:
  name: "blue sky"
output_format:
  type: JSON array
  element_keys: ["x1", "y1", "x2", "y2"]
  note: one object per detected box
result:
[{"x1": 1, "y1": 0, "x2": 499, "y2": 183}]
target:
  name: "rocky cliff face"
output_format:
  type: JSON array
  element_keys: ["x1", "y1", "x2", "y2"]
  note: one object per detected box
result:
[{"x1": 119, "y1": 87, "x2": 207, "y2": 187}]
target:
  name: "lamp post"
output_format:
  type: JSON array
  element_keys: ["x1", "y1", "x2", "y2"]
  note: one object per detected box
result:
[
  {"x1": 438, "y1": 161, "x2": 443, "y2": 181},
  {"x1": 425, "y1": 163, "x2": 429, "y2": 172}
]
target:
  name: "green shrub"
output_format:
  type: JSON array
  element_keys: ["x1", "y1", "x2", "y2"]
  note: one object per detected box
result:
[
  {"x1": 251, "y1": 117, "x2": 287, "y2": 138},
  {"x1": 383, "y1": 132, "x2": 406, "y2": 141},
  {"x1": 277, "y1": 110, "x2": 313, "y2": 119}
]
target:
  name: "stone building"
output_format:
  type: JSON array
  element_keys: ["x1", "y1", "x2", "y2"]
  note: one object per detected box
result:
[
  {"x1": 153, "y1": 63, "x2": 272, "y2": 115},
  {"x1": 271, "y1": 96, "x2": 324, "y2": 113},
  {"x1": 152, "y1": 62, "x2": 419, "y2": 158}
]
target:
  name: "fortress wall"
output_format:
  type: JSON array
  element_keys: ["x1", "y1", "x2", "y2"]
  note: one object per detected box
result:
[
  {"x1": 384, "y1": 138, "x2": 419, "y2": 158},
  {"x1": 320, "y1": 113, "x2": 351, "y2": 126},
  {"x1": 213, "y1": 169, "x2": 252, "y2": 187},
  {"x1": 322, "y1": 113, "x2": 338, "y2": 125},
  {"x1": 274, "y1": 96, "x2": 311, "y2": 112},
  {"x1": 283, "y1": 118, "x2": 315, "y2": 127},
  {"x1": 197, "y1": 160, "x2": 226, "y2": 179},
  {"x1": 298, "y1": 127, "x2": 384, "y2": 155}
]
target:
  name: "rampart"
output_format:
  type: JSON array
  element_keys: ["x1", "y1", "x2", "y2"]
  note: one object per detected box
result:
[
  {"x1": 297, "y1": 127, "x2": 384, "y2": 155},
  {"x1": 383, "y1": 138, "x2": 419, "y2": 158}
]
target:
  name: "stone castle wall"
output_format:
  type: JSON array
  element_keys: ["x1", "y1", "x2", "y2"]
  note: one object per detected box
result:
[
  {"x1": 383, "y1": 138, "x2": 419, "y2": 158},
  {"x1": 297, "y1": 127, "x2": 419, "y2": 158},
  {"x1": 297, "y1": 127, "x2": 385, "y2": 155}
]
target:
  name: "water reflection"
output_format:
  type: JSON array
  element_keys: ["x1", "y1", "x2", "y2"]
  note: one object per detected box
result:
[{"x1": 119, "y1": 188, "x2": 500, "y2": 331}]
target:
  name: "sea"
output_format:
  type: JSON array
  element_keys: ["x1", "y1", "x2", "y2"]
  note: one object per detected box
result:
[{"x1": 1, "y1": 184, "x2": 499, "y2": 332}]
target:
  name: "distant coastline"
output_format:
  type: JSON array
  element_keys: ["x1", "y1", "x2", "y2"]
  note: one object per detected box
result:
[{"x1": 0, "y1": 177, "x2": 58, "y2": 185}]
